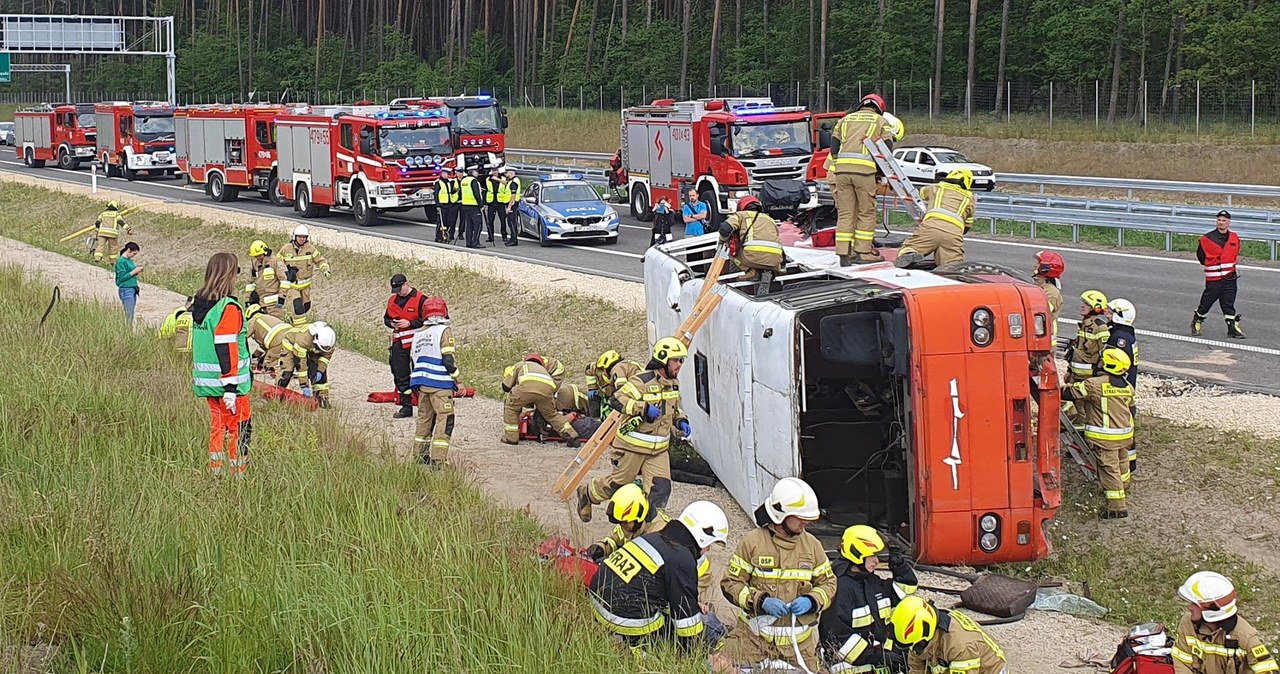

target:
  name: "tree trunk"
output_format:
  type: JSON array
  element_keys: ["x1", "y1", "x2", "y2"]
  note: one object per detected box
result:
[
  {"x1": 965, "y1": 0, "x2": 977, "y2": 117},
  {"x1": 1160, "y1": 14, "x2": 1180, "y2": 108},
  {"x1": 932, "y1": 0, "x2": 945, "y2": 114},
  {"x1": 564, "y1": 0, "x2": 584, "y2": 57},
  {"x1": 735, "y1": 0, "x2": 741, "y2": 44},
  {"x1": 707, "y1": 0, "x2": 722, "y2": 96},
  {"x1": 646, "y1": 0, "x2": 652, "y2": 24},
  {"x1": 585, "y1": 0, "x2": 601, "y2": 71},
  {"x1": 1107, "y1": 5, "x2": 1126, "y2": 124},
  {"x1": 876, "y1": 0, "x2": 887, "y2": 81},
  {"x1": 246, "y1": 0, "x2": 254, "y2": 96},
  {"x1": 678, "y1": 0, "x2": 691, "y2": 95},
  {"x1": 993, "y1": 0, "x2": 1011, "y2": 114},
  {"x1": 818, "y1": 0, "x2": 828, "y2": 109},
  {"x1": 621, "y1": 0, "x2": 628, "y2": 40},
  {"x1": 314, "y1": 0, "x2": 325, "y2": 91},
  {"x1": 1169, "y1": 16, "x2": 1184, "y2": 123},
  {"x1": 808, "y1": 0, "x2": 815, "y2": 103},
  {"x1": 602, "y1": 0, "x2": 618, "y2": 72}
]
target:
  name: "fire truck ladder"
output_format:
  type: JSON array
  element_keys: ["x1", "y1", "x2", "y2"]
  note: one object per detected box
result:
[
  {"x1": 863, "y1": 138, "x2": 928, "y2": 223},
  {"x1": 1059, "y1": 410, "x2": 1099, "y2": 480},
  {"x1": 552, "y1": 249, "x2": 729, "y2": 501}
]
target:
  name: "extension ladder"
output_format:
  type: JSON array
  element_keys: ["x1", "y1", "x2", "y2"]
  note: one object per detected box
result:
[
  {"x1": 863, "y1": 137, "x2": 928, "y2": 223},
  {"x1": 1059, "y1": 409, "x2": 1099, "y2": 480},
  {"x1": 552, "y1": 250, "x2": 729, "y2": 501}
]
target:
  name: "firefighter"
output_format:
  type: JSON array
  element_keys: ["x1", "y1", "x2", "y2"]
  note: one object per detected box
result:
[
  {"x1": 719, "y1": 195, "x2": 784, "y2": 296},
  {"x1": 828, "y1": 94, "x2": 896, "y2": 266},
  {"x1": 577, "y1": 338, "x2": 692, "y2": 521},
  {"x1": 555, "y1": 381, "x2": 591, "y2": 416},
  {"x1": 280, "y1": 225, "x2": 330, "y2": 327},
  {"x1": 409, "y1": 297, "x2": 458, "y2": 467},
  {"x1": 1061, "y1": 347, "x2": 1134, "y2": 519},
  {"x1": 277, "y1": 322, "x2": 337, "y2": 409},
  {"x1": 190, "y1": 253, "x2": 253, "y2": 477},
  {"x1": 718, "y1": 477, "x2": 837, "y2": 671},
  {"x1": 93, "y1": 200, "x2": 131, "y2": 264},
  {"x1": 890, "y1": 596, "x2": 1008, "y2": 674},
  {"x1": 1107, "y1": 298, "x2": 1140, "y2": 475},
  {"x1": 1033, "y1": 250, "x2": 1066, "y2": 338},
  {"x1": 384, "y1": 274, "x2": 431, "y2": 419},
  {"x1": 484, "y1": 166, "x2": 501, "y2": 243},
  {"x1": 585, "y1": 483, "x2": 653, "y2": 562},
  {"x1": 820, "y1": 525, "x2": 920, "y2": 674},
  {"x1": 245, "y1": 303, "x2": 293, "y2": 376},
  {"x1": 585, "y1": 350, "x2": 643, "y2": 418},
  {"x1": 895, "y1": 168, "x2": 976, "y2": 269},
  {"x1": 157, "y1": 298, "x2": 195, "y2": 355},
  {"x1": 246, "y1": 240, "x2": 287, "y2": 319},
  {"x1": 1193, "y1": 210, "x2": 1245, "y2": 339},
  {"x1": 461, "y1": 166, "x2": 485, "y2": 249},
  {"x1": 502, "y1": 167, "x2": 523, "y2": 246},
  {"x1": 1172, "y1": 571, "x2": 1277, "y2": 674},
  {"x1": 434, "y1": 167, "x2": 457, "y2": 243},
  {"x1": 501, "y1": 354, "x2": 580, "y2": 447},
  {"x1": 1065, "y1": 290, "x2": 1111, "y2": 383},
  {"x1": 588, "y1": 500, "x2": 729, "y2": 652}
]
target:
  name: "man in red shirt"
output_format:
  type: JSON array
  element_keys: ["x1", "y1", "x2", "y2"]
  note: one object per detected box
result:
[
  {"x1": 384, "y1": 274, "x2": 431, "y2": 418},
  {"x1": 1193, "y1": 210, "x2": 1245, "y2": 339}
]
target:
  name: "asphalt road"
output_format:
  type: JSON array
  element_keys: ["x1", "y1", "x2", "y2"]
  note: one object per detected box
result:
[{"x1": 3, "y1": 148, "x2": 1277, "y2": 393}]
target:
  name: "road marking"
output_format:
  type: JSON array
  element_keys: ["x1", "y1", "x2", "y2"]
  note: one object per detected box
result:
[
  {"x1": 953, "y1": 231, "x2": 1280, "y2": 273},
  {"x1": 1057, "y1": 317, "x2": 1280, "y2": 356}
]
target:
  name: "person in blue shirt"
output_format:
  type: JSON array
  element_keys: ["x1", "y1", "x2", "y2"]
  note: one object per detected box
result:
[
  {"x1": 682, "y1": 189, "x2": 710, "y2": 236},
  {"x1": 114, "y1": 241, "x2": 143, "y2": 325}
]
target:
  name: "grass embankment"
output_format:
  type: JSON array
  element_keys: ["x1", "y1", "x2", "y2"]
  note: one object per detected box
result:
[
  {"x1": 0, "y1": 185, "x2": 647, "y2": 399},
  {"x1": 0, "y1": 267, "x2": 705, "y2": 671}
]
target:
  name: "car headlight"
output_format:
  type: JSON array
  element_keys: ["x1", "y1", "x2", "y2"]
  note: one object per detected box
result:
[
  {"x1": 378, "y1": 185, "x2": 396, "y2": 196},
  {"x1": 980, "y1": 514, "x2": 999, "y2": 532},
  {"x1": 606, "y1": 209, "x2": 620, "y2": 222}
]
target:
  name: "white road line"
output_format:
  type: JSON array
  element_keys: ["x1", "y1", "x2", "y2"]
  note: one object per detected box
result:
[
  {"x1": 1057, "y1": 317, "x2": 1280, "y2": 356},
  {"x1": 956, "y1": 231, "x2": 1280, "y2": 273}
]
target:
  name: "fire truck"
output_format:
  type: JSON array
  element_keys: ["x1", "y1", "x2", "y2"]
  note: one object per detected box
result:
[
  {"x1": 13, "y1": 103, "x2": 98, "y2": 170},
  {"x1": 175, "y1": 104, "x2": 295, "y2": 205},
  {"x1": 644, "y1": 236, "x2": 1062, "y2": 565},
  {"x1": 392, "y1": 95, "x2": 508, "y2": 171},
  {"x1": 621, "y1": 97, "x2": 820, "y2": 224},
  {"x1": 275, "y1": 103, "x2": 450, "y2": 226},
  {"x1": 94, "y1": 102, "x2": 178, "y2": 180}
]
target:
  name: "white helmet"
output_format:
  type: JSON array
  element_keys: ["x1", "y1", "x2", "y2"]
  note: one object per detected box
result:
[
  {"x1": 1178, "y1": 571, "x2": 1237, "y2": 622},
  {"x1": 763, "y1": 477, "x2": 821, "y2": 524},
  {"x1": 293, "y1": 224, "x2": 310, "y2": 238},
  {"x1": 882, "y1": 111, "x2": 906, "y2": 141},
  {"x1": 1109, "y1": 298, "x2": 1136, "y2": 326},
  {"x1": 679, "y1": 501, "x2": 730, "y2": 548},
  {"x1": 309, "y1": 322, "x2": 336, "y2": 352}
]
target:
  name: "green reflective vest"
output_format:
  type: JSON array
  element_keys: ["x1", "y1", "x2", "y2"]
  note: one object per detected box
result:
[
  {"x1": 484, "y1": 177, "x2": 498, "y2": 204},
  {"x1": 191, "y1": 297, "x2": 252, "y2": 398},
  {"x1": 460, "y1": 176, "x2": 480, "y2": 206}
]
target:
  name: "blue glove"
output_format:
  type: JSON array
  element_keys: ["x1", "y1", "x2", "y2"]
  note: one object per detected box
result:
[
  {"x1": 301, "y1": 386, "x2": 314, "y2": 397},
  {"x1": 587, "y1": 389, "x2": 600, "y2": 401},
  {"x1": 762, "y1": 597, "x2": 789, "y2": 617},
  {"x1": 644, "y1": 404, "x2": 661, "y2": 422},
  {"x1": 676, "y1": 419, "x2": 691, "y2": 437},
  {"x1": 788, "y1": 596, "x2": 815, "y2": 615}
]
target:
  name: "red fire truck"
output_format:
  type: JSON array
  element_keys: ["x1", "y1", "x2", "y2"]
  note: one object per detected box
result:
[
  {"x1": 13, "y1": 103, "x2": 99, "y2": 170},
  {"x1": 94, "y1": 102, "x2": 178, "y2": 180},
  {"x1": 621, "y1": 97, "x2": 819, "y2": 223},
  {"x1": 392, "y1": 95, "x2": 508, "y2": 172},
  {"x1": 275, "y1": 103, "x2": 450, "y2": 226},
  {"x1": 175, "y1": 104, "x2": 296, "y2": 205}
]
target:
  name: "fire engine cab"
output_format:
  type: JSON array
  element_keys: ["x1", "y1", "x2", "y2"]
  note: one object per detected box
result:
[
  {"x1": 13, "y1": 103, "x2": 98, "y2": 170},
  {"x1": 644, "y1": 236, "x2": 1063, "y2": 565},
  {"x1": 392, "y1": 95, "x2": 508, "y2": 172},
  {"x1": 275, "y1": 103, "x2": 450, "y2": 227},
  {"x1": 175, "y1": 104, "x2": 295, "y2": 205},
  {"x1": 94, "y1": 102, "x2": 178, "y2": 180},
  {"x1": 621, "y1": 97, "x2": 819, "y2": 224}
]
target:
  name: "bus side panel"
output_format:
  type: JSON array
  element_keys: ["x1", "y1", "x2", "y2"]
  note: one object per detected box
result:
[{"x1": 750, "y1": 302, "x2": 798, "y2": 501}]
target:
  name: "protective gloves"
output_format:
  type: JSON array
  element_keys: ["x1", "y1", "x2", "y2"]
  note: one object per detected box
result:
[
  {"x1": 761, "y1": 597, "x2": 789, "y2": 617},
  {"x1": 676, "y1": 419, "x2": 691, "y2": 437},
  {"x1": 643, "y1": 404, "x2": 661, "y2": 422},
  {"x1": 788, "y1": 596, "x2": 815, "y2": 615},
  {"x1": 221, "y1": 392, "x2": 237, "y2": 413},
  {"x1": 301, "y1": 386, "x2": 314, "y2": 397}
]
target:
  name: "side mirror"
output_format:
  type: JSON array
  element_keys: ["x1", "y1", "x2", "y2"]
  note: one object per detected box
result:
[
  {"x1": 526, "y1": 195, "x2": 538, "y2": 204},
  {"x1": 501, "y1": 112, "x2": 510, "y2": 129},
  {"x1": 359, "y1": 126, "x2": 371, "y2": 139},
  {"x1": 710, "y1": 137, "x2": 727, "y2": 157},
  {"x1": 818, "y1": 130, "x2": 834, "y2": 150}
]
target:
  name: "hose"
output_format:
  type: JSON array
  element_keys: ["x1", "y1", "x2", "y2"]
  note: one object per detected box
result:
[
  {"x1": 789, "y1": 614, "x2": 815, "y2": 674},
  {"x1": 38, "y1": 286, "x2": 60, "y2": 330}
]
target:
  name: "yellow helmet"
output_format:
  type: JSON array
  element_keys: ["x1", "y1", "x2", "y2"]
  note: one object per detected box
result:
[
  {"x1": 106, "y1": 200, "x2": 120, "y2": 210},
  {"x1": 652, "y1": 337, "x2": 688, "y2": 365},
  {"x1": 245, "y1": 303, "x2": 263, "y2": 321},
  {"x1": 890, "y1": 596, "x2": 938, "y2": 646},
  {"x1": 945, "y1": 168, "x2": 974, "y2": 191},
  {"x1": 157, "y1": 308, "x2": 182, "y2": 339},
  {"x1": 606, "y1": 484, "x2": 651, "y2": 525},
  {"x1": 595, "y1": 349, "x2": 623, "y2": 372},
  {"x1": 840, "y1": 525, "x2": 886, "y2": 564},
  {"x1": 1101, "y1": 347, "x2": 1132, "y2": 376},
  {"x1": 1080, "y1": 289, "x2": 1109, "y2": 313},
  {"x1": 249, "y1": 240, "x2": 268, "y2": 257}
]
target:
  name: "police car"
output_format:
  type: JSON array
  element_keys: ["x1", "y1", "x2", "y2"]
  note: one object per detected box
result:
[{"x1": 517, "y1": 173, "x2": 621, "y2": 246}]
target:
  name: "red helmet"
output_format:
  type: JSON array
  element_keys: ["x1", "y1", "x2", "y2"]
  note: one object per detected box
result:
[
  {"x1": 1034, "y1": 250, "x2": 1065, "y2": 279},
  {"x1": 525, "y1": 353, "x2": 545, "y2": 367},
  {"x1": 423, "y1": 296, "x2": 449, "y2": 319},
  {"x1": 860, "y1": 93, "x2": 887, "y2": 114},
  {"x1": 737, "y1": 195, "x2": 762, "y2": 212}
]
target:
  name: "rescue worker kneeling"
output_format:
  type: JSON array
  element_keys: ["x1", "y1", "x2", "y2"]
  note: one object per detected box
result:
[
  {"x1": 718, "y1": 477, "x2": 837, "y2": 671},
  {"x1": 245, "y1": 302, "x2": 294, "y2": 376},
  {"x1": 895, "y1": 168, "x2": 976, "y2": 269},
  {"x1": 277, "y1": 322, "x2": 337, "y2": 409},
  {"x1": 157, "y1": 298, "x2": 195, "y2": 354},
  {"x1": 589, "y1": 500, "x2": 729, "y2": 652},
  {"x1": 1061, "y1": 347, "x2": 1134, "y2": 520},
  {"x1": 501, "y1": 354, "x2": 580, "y2": 447},
  {"x1": 890, "y1": 596, "x2": 1008, "y2": 674},
  {"x1": 719, "y1": 195, "x2": 784, "y2": 296},
  {"x1": 820, "y1": 525, "x2": 919, "y2": 674},
  {"x1": 1172, "y1": 571, "x2": 1277, "y2": 674}
]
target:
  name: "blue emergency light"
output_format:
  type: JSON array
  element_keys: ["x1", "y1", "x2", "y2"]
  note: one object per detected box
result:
[
  {"x1": 732, "y1": 104, "x2": 778, "y2": 116},
  {"x1": 541, "y1": 172, "x2": 585, "y2": 181},
  {"x1": 476, "y1": 94, "x2": 493, "y2": 101}
]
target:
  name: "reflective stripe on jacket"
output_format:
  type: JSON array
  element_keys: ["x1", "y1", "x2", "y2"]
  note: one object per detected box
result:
[
  {"x1": 832, "y1": 111, "x2": 891, "y2": 174},
  {"x1": 410, "y1": 324, "x2": 457, "y2": 390},
  {"x1": 921, "y1": 183, "x2": 976, "y2": 230},
  {"x1": 721, "y1": 527, "x2": 836, "y2": 646}
]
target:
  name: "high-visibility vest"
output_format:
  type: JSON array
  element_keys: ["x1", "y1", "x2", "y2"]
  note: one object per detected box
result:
[
  {"x1": 922, "y1": 183, "x2": 974, "y2": 230},
  {"x1": 497, "y1": 178, "x2": 514, "y2": 203},
  {"x1": 191, "y1": 297, "x2": 252, "y2": 398},
  {"x1": 484, "y1": 177, "x2": 498, "y2": 204},
  {"x1": 410, "y1": 324, "x2": 456, "y2": 390},
  {"x1": 1200, "y1": 231, "x2": 1240, "y2": 281},
  {"x1": 460, "y1": 176, "x2": 480, "y2": 206},
  {"x1": 386, "y1": 290, "x2": 427, "y2": 348},
  {"x1": 508, "y1": 177, "x2": 522, "y2": 202},
  {"x1": 97, "y1": 210, "x2": 125, "y2": 237},
  {"x1": 434, "y1": 178, "x2": 453, "y2": 204},
  {"x1": 832, "y1": 111, "x2": 885, "y2": 173}
]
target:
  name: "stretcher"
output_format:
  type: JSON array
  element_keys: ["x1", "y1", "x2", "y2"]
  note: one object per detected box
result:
[{"x1": 365, "y1": 387, "x2": 476, "y2": 405}]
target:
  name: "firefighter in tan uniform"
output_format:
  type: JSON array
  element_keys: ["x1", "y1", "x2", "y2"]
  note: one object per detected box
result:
[
  {"x1": 1066, "y1": 290, "x2": 1112, "y2": 383},
  {"x1": 1033, "y1": 250, "x2": 1066, "y2": 338},
  {"x1": 277, "y1": 322, "x2": 337, "y2": 409},
  {"x1": 719, "y1": 195, "x2": 785, "y2": 295},
  {"x1": 501, "y1": 355, "x2": 580, "y2": 446},
  {"x1": 280, "y1": 225, "x2": 330, "y2": 326},
  {"x1": 827, "y1": 94, "x2": 895, "y2": 266},
  {"x1": 246, "y1": 240, "x2": 288, "y2": 319},
  {"x1": 554, "y1": 381, "x2": 591, "y2": 415},
  {"x1": 245, "y1": 303, "x2": 294, "y2": 375},
  {"x1": 93, "y1": 201, "x2": 131, "y2": 264},
  {"x1": 1061, "y1": 348, "x2": 1134, "y2": 520},
  {"x1": 157, "y1": 299, "x2": 195, "y2": 354},
  {"x1": 585, "y1": 350, "x2": 643, "y2": 418},
  {"x1": 895, "y1": 169, "x2": 976, "y2": 269},
  {"x1": 890, "y1": 596, "x2": 1008, "y2": 674},
  {"x1": 577, "y1": 338, "x2": 692, "y2": 520},
  {"x1": 717, "y1": 477, "x2": 836, "y2": 671},
  {"x1": 1172, "y1": 571, "x2": 1277, "y2": 674},
  {"x1": 409, "y1": 297, "x2": 458, "y2": 467}
]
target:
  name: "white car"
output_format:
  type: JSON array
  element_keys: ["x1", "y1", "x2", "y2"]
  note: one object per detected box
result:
[
  {"x1": 0, "y1": 122, "x2": 14, "y2": 146},
  {"x1": 892, "y1": 146, "x2": 996, "y2": 191}
]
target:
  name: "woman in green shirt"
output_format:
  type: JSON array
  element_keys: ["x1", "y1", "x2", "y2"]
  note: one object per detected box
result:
[{"x1": 114, "y1": 242, "x2": 143, "y2": 324}]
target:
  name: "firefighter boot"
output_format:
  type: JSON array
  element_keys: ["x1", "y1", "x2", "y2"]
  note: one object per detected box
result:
[
  {"x1": 756, "y1": 270, "x2": 774, "y2": 297},
  {"x1": 1191, "y1": 313, "x2": 1204, "y2": 336},
  {"x1": 393, "y1": 393, "x2": 414, "y2": 419},
  {"x1": 1101, "y1": 509, "x2": 1130, "y2": 520},
  {"x1": 851, "y1": 250, "x2": 885, "y2": 264},
  {"x1": 575, "y1": 485, "x2": 593, "y2": 522},
  {"x1": 1227, "y1": 318, "x2": 1246, "y2": 339},
  {"x1": 894, "y1": 251, "x2": 925, "y2": 269},
  {"x1": 838, "y1": 255, "x2": 852, "y2": 267}
]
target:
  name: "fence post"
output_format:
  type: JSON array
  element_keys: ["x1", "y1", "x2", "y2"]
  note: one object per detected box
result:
[
  {"x1": 858, "y1": 80, "x2": 863, "y2": 101},
  {"x1": 1049, "y1": 81, "x2": 1054, "y2": 128},
  {"x1": 1251, "y1": 80, "x2": 1256, "y2": 137},
  {"x1": 1143, "y1": 79, "x2": 1149, "y2": 132},
  {"x1": 1095, "y1": 80, "x2": 1099, "y2": 128},
  {"x1": 826, "y1": 80, "x2": 831, "y2": 110},
  {"x1": 579, "y1": 85, "x2": 583, "y2": 110},
  {"x1": 1195, "y1": 80, "x2": 1201, "y2": 135},
  {"x1": 766, "y1": 83, "x2": 770, "y2": 100},
  {"x1": 892, "y1": 79, "x2": 897, "y2": 112},
  {"x1": 928, "y1": 78, "x2": 934, "y2": 120},
  {"x1": 796, "y1": 80, "x2": 801, "y2": 106},
  {"x1": 642, "y1": 84, "x2": 646, "y2": 103},
  {"x1": 1007, "y1": 81, "x2": 1011, "y2": 122},
  {"x1": 599, "y1": 85, "x2": 603, "y2": 110},
  {"x1": 966, "y1": 80, "x2": 972, "y2": 125}
]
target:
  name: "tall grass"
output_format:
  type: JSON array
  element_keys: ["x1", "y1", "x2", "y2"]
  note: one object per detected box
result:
[{"x1": 0, "y1": 267, "x2": 703, "y2": 672}]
